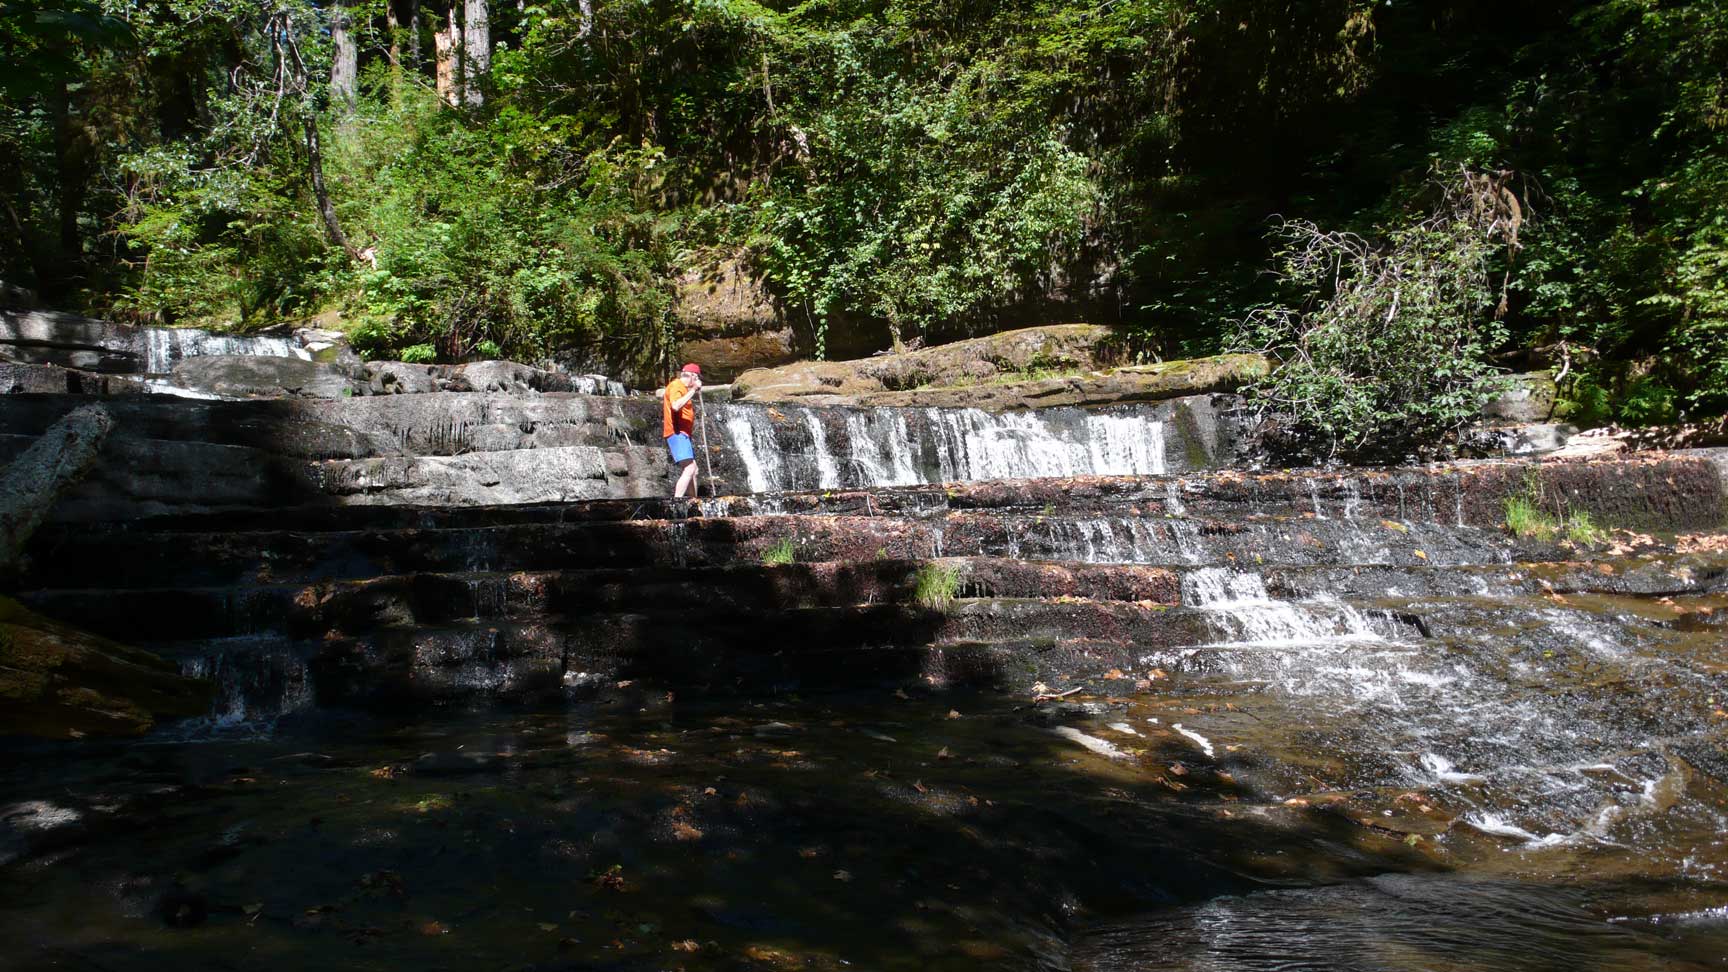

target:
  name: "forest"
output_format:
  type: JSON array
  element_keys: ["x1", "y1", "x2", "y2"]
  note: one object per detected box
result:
[{"x1": 2, "y1": 0, "x2": 1724, "y2": 428}]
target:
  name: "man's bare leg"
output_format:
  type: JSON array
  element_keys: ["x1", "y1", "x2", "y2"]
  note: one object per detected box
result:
[{"x1": 674, "y1": 461, "x2": 700, "y2": 498}]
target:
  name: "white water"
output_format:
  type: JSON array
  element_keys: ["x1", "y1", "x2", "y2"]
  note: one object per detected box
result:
[
  {"x1": 1172, "y1": 723, "x2": 1216, "y2": 758},
  {"x1": 716, "y1": 403, "x2": 1166, "y2": 492},
  {"x1": 1182, "y1": 568, "x2": 1382, "y2": 645},
  {"x1": 1053, "y1": 726, "x2": 1130, "y2": 759},
  {"x1": 144, "y1": 327, "x2": 311, "y2": 373},
  {"x1": 175, "y1": 638, "x2": 314, "y2": 734}
]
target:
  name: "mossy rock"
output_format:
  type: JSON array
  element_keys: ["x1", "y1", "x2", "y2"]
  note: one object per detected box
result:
[{"x1": 0, "y1": 597, "x2": 211, "y2": 739}]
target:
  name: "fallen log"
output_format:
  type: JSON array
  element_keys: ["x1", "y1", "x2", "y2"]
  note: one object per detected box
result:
[{"x1": 0, "y1": 403, "x2": 114, "y2": 575}]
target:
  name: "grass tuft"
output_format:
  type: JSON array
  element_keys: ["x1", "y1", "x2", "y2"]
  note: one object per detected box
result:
[
  {"x1": 761, "y1": 537, "x2": 796, "y2": 565},
  {"x1": 1504, "y1": 494, "x2": 1556, "y2": 540},
  {"x1": 1563, "y1": 510, "x2": 1606, "y2": 546},
  {"x1": 912, "y1": 561, "x2": 965, "y2": 610}
]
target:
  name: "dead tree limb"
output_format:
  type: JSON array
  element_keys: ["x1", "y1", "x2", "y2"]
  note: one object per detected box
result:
[{"x1": 0, "y1": 403, "x2": 114, "y2": 575}]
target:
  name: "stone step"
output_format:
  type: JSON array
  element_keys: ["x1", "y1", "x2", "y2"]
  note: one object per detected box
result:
[
  {"x1": 30, "y1": 548, "x2": 1723, "y2": 653},
  {"x1": 18, "y1": 559, "x2": 1186, "y2": 643},
  {"x1": 154, "y1": 589, "x2": 1446, "y2": 714},
  {"x1": 22, "y1": 509, "x2": 1568, "y2": 591}
]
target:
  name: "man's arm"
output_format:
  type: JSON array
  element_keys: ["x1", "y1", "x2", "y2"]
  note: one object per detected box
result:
[{"x1": 670, "y1": 378, "x2": 700, "y2": 410}]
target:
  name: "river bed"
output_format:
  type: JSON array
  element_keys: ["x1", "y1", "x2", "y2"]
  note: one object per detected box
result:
[{"x1": 4, "y1": 680, "x2": 1726, "y2": 971}]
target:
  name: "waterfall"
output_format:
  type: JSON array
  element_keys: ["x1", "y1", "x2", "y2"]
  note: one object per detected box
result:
[
  {"x1": 843, "y1": 409, "x2": 921, "y2": 486},
  {"x1": 567, "y1": 374, "x2": 628, "y2": 397},
  {"x1": 716, "y1": 402, "x2": 1168, "y2": 493},
  {"x1": 144, "y1": 327, "x2": 311, "y2": 373},
  {"x1": 1182, "y1": 568, "x2": 1381, "y2": 645},
  {"x1": 724, "y1": 408, "x2": 783, "y2": 493},
  {"x1": 1083, "y1": 413, "x2": 1167, "y2": 477},
  {"x1": 804, "y1": 411, "x2": 841, "y2": 489},
  {"x1": 175, "y1": 637, "x2": 314, "y2": 733}
]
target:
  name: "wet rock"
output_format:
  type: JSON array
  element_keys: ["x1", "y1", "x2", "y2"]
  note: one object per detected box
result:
[
  {"x1": 171, "y1": 355, "x2": 355, "y2": 399},
  {"x1": 1, "y1": 361, "x2": 151, "y2": 395},
  {"x1": 0, "y1": 596, "x2": 211, "y2": 738},
  {"x1": 412, "y1": 751, "x2": 499, "y2": 776},
  {"x1": 1460, "y1": 422, "x2": 1578, "y2": 457}
]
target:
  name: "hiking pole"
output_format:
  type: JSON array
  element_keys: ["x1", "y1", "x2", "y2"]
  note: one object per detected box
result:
[{"x1": 697, "y1": 385, "x2": 717, "y2": 497}]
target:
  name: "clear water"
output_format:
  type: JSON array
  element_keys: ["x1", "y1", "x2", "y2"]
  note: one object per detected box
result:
[{"x1": 4, "y1": 679, "x2": 1726, "y2": 971}]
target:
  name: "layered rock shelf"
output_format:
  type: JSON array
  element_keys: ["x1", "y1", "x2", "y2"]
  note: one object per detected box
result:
[{"x1": 13, "y1": 450, "x2": 1724, "y2": 719}]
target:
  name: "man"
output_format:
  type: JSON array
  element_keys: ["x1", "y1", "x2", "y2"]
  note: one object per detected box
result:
[{"x1": 662, "y1": 362, "x2": 703, "y2": 498}]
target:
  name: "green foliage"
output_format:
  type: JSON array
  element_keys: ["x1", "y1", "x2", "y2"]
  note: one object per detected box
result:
[
  {"x1": 760, "y1": 536, "x2": 796, "y2": 566},
  {"x1": 1, "y1": 0, "x2": 1724, "y2": 427},
  {"x1": 334, "y1": 87, "x2": 678, "y2": 366},
  {"x1": 911, "y1": 560, "x2": 964, "y2": 611},
  {"x1": 1234, "y1": 169, "x2": 1518, "y2": 460}
]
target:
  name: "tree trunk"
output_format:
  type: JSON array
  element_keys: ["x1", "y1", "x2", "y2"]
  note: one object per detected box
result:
[
  {"x1": 434, "y1": 9, "x2": 459, "y2": 107},
  {"x1": 330, "y1": 0, "x2": 358, "y2": 109},
  {"x1": 408, "y1": 0, "x2": 421, "y2": 67},
  {"x1": 386, "y1": 0, "x2": 401, "y2": 67},
  {"x1": 51, "y1": 79, "x2": 86, "y2": 265},
  {"x1": 302, "y1": 113, "x2": 362, "y2": 262},
  {"x1": 461, "y1": 0, "x2": 489, "y2": 107}
]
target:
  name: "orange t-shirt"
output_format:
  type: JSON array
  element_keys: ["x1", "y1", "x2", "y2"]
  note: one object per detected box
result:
[{"x1": 662, "y1": 377, "x2": 695, "y2": 437}]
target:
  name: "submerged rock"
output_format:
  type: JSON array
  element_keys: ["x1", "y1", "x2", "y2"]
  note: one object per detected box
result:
[{"x1": 0, "y1": 596, "x2": 210, "y2": 738}]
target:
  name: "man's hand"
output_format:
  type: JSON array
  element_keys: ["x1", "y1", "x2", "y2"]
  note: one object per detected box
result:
[{"x1": 686, "y1": 375, "x2": 702, "y2": 391}]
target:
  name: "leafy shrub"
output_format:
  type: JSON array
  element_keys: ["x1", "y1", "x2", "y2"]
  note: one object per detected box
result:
[{"x1": 1234, "y1": 167, "x2": 1521, "y2": 462}]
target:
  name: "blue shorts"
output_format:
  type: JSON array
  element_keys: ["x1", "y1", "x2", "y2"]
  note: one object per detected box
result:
[{"x1": 666, "y1": 432, "x2": 694, "y2": 464}]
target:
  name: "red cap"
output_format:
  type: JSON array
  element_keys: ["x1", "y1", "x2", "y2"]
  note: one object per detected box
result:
[{"x1": 680, "y1": 363, "x2": 701, "y2": 375}]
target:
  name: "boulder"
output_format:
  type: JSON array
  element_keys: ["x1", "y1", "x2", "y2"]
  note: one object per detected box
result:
[
  {"x1": 670, "y1": 254, "x2": 796, "y2": 382},
  {"x1": 732, "y1": 324, "x2": 1119, "y2": 403},
  {"x1": 855, "y1": 354, "x2": 1271, "y2": 410},
  {"x1": 733, "y1": 333, "x2": 1269, "y2": 411},
  {"x1": 171, "y1": 355, "x2": 355, "y2": 399},
  {"x1": 447, "y1": 359, "x2": 545, "y2": 394},
  {"x1": 294, "y1": 326, "x2": 364, "y2": 376},
  {"x1": 0, "y1": 404, "x2": 113, "y2": 574},
  {"x1": 363, "y1": 360, "x2": 443, "y2": 395},
  {"x1": 0, "y1": 596, "x2": 211, "y2": 738},
  {"x1": 1481, "y1": 371, "x2": 1560, "y2": 425}
]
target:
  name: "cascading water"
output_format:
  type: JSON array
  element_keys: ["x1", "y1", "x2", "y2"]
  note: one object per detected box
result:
[
  {"x1": 173, "y1": 638, "x2": 314, "y2": 734},
  {"x1": 1182, "y1": 568, "x2": 1383, "y2": 645},
  {"x1": 714, "y1": 401, "x2": 1168, "y2": 491},
  {"x1": 143, "y1": 326, "x2": 311, "y2": 373}
]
